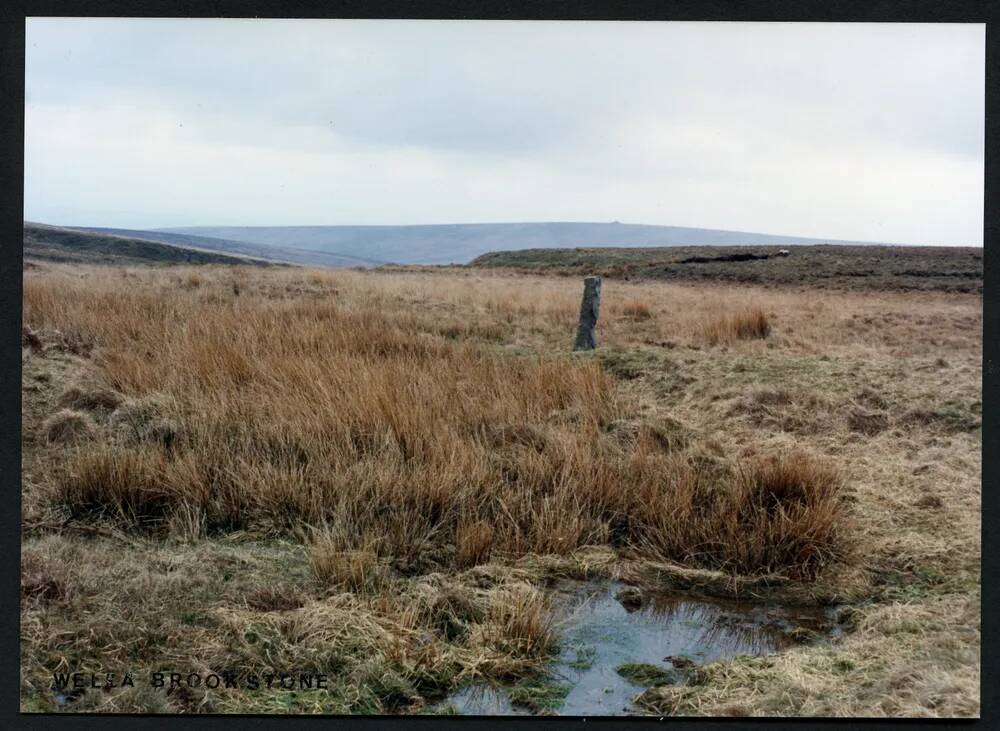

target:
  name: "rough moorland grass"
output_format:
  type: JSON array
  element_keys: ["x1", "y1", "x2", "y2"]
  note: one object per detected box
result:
[
  {"x1": 21, "y1": 263, "x2": 981, "y2": 717},
  {"x1": 469, "y1": 244, "x2": 983, "y2": 293},
  {"x1": 636, "y1": 593, "x2": 980, "y2": 717},
  {"x1": 19, "y1": 533, "x2": 571, "y2": 714},
  {"x1": 42, "y1": 409, "x2": 97, "y2": 445},
  {"x1": 24, "y1": 269, "x2": 846, "y2": 581},
  {"x1": 703, "y1": 307, "x2": 771, "y2": 345},
  {"x1": 621, "y1": 299, "x2": 653, "y2": 321}
]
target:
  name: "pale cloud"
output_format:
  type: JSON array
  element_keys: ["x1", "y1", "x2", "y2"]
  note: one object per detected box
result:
[{"x1": 24, "y1": 19, "x2": 984, "y2": 244}]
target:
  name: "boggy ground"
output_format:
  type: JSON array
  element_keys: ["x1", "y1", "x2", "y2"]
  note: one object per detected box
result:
[{"x1": 20, "y1": 262, "x2": 981, "y2": 716}]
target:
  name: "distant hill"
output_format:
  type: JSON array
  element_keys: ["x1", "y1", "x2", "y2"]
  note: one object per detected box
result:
[
  {"x1": 23, "y1": 223, "x2": 271, "y2": 267},
  {"x1": 470, "y1": 244, "x2": 983, "y2": 293},
  {"x1": 71, "y1": 226, "x2": 380, "y2": 268},
  {"x1": 156, "y1": 222, "x2": 897, "y2": 266}
]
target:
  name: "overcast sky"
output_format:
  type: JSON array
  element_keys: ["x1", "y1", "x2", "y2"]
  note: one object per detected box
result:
[{"x1": 25, "y1": 19, "x2": 984, "y2": 245}]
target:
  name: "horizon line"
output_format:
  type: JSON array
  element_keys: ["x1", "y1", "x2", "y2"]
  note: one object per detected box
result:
[{"x1": 24, "y1": 218, "x2": 983, "y2": 248}]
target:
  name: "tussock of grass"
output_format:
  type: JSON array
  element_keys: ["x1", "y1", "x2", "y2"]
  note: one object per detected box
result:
[
  {"x1": 308, "y1": 530, "x2": 385, "y2": 593},
  {"x1": 165, "y1": 501, "x2": 207, "y2": 543},
  {"x1": 703, "y1": 307, "x2": 771, "y2": 345},
  {"x1": 476, "y1": 582, "x2": 557, "y2": 660},
  {"x1": 847, "y1": 406, "x2": 890, "y2": 435},
  {"x1": 107, "y1": 395, "x2": 180, "y2": 449},
  {"x1": 421, "y1": 580, "x2": 484, "y2": 641},
  {"x1": 627, "y1": 451, "x2": 846, "y2": 579},
  {"x1": 508, "y1": 676, "x2": 570, "y2": 712},
  {"x1": 43, "y1": 409, "x2": 97, "y2": 445},
  {"x1": 22, "y1": 324, "x2": 43, "y2": 351},
  {"x1": 730, "y1": 453, "x2": 845, "y2": 578},
  {"x1": 621, "y1": 299, "x2": 653, "y2": 321},
  {"x1": 616, "y1": 662, "x2": 678, "y2": 686},
  {"x1": 244, "y1": 584, "x2": 306, "y2": 612},
  {"x1": 21, "y1": 550, "x2": 71, "y2": 606},
  {"x1": 455, "y1": 519, "x2": 495, "y2": 568},
  {"x1": 57, "y1": 385, "x2": 124, "y2": 412}
]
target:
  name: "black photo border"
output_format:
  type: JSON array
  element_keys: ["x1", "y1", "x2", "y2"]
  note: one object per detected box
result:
[{"x1": 1, "y1": 2, "x2": 995, "y2": 729}]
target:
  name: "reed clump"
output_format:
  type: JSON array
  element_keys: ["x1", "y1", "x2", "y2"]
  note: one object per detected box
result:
[
  {"x1": 26, "y1": 267, "x2": 843, "y2": 580},
  {"x1": 703, "y1": 306, "x2": 771, "y2": 345}
]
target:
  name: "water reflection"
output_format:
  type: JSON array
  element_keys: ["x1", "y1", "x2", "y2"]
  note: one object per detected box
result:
[
  {"x1": 438, "y1": 579, "x2": 838, "y2": 717},
  {"x1": 625, "y1": 589, "x2": 825, "y2": 657},
  {"x1": 439, "y1": 684, "x2": 527, "y2": 716}
]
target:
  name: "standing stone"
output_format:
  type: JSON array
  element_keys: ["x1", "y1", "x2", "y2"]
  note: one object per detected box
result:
[{"x1": 573, "y1": 276, "x2": 602, "y2": 351}]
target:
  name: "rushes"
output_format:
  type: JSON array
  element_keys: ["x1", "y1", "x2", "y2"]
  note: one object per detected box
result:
[
  {"x1": 310, "y1": 546, "x2": 383, "y2": 593},
  {"x1": 621, "y1": 299, "x2": 653, "y2": 321},
  {"x1": 703, "y1": 306, "x2": 771, "y2": 345},
  {"x1": 29, "y1": 265, "x2": 845, "y2": 580},
  {"x1": 308, "y1": 526, "x2": 390, "y2": 592},
  {"x1": 728, "y1": 453, "x2": 846, "y2": 578},
  {"x1": 479, "y1": 582, "x2": 557, "y2": 658},
  {"x1": 631, "y1": 451, "x2": 846, "y2": 578},
  {"x1": 455, "y1": 519, "x2": 495, "y2": 568}
]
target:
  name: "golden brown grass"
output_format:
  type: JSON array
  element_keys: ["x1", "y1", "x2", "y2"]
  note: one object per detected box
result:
[
  {"x1": 703, "y1": 306, "x2": 771, "y2": 345},
  {"x1": 476, "y1": 582, "x2": 557, "y2": 659},
  {"x1": 22, "y1": 265, "x2": 845, "y2": 581},
  {"x1": 350, "y1": 266, "x2": 980, "y2": 360},
  {"x1": 307, "y1": 526, "x2": 386, "y2": 592},
  {"x1": 621, "y1": 299, "x2": 653, "y2": 321},
  {"x1": 455, "y1": 519, "x2": 495, "y2": 568}
]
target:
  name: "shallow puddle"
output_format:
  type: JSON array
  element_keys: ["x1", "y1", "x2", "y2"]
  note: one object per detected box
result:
[
  {"x1": 439, "y1": 579, "x2": 840, "y2": 716},
  {"x1": 439, "y1": 684, "x2": 528, "y2": 716}
]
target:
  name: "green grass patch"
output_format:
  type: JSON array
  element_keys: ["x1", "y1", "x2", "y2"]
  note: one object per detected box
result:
[
  {"x1": 508, "y1": 677, "x2": 571, "y2": 712},
  {"x1": 616, "y1": 662, "x2": 679, "y2": 687}
]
